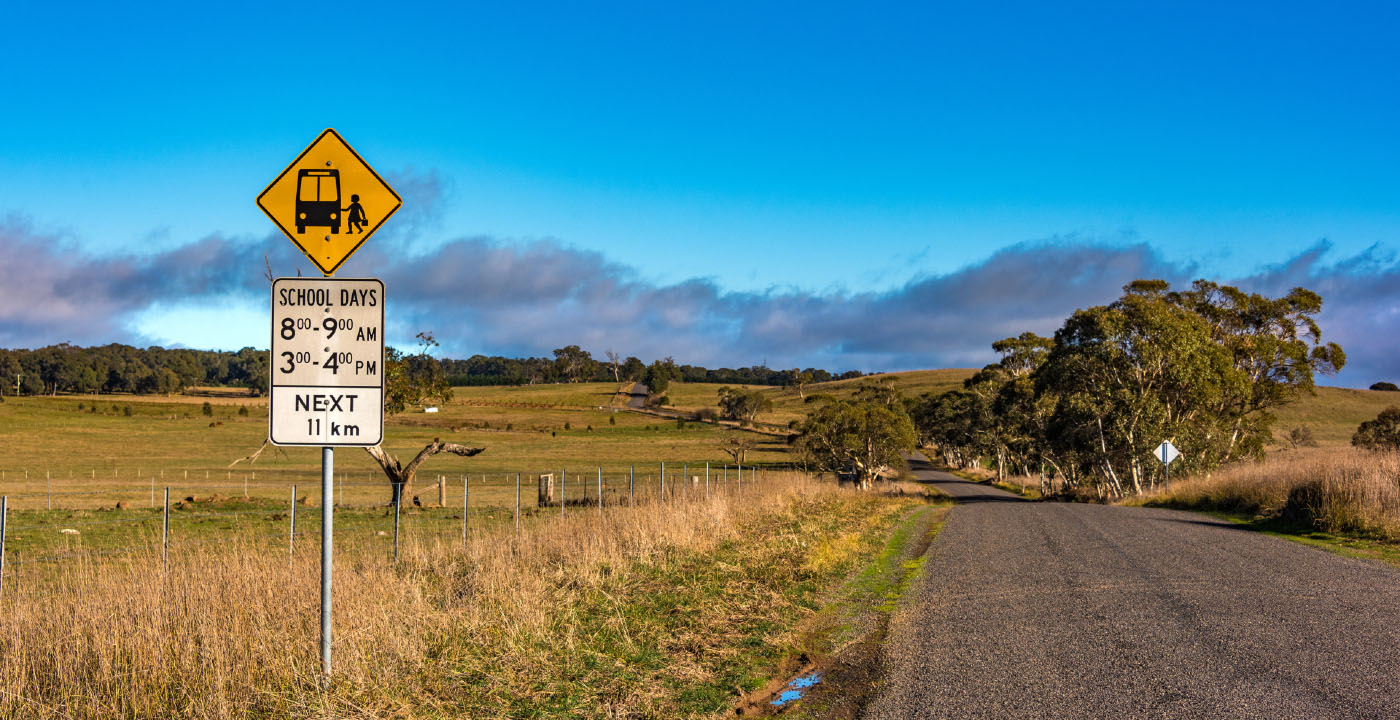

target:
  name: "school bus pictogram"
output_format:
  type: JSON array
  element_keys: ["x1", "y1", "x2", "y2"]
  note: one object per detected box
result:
[{"x1": 256, "y1": 129, "x2": 401, "y2": 275}]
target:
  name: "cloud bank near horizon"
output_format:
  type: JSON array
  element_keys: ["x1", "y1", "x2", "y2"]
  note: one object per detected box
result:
[{"x1": 2, "y1": 213, "x2": 1397, "y2": 388}]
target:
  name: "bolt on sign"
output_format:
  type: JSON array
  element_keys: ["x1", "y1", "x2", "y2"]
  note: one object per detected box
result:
[
  {"x1": 256, "y1": 129, "x2": 402, "y2": 275},
  {"x1": 269, "y1": 277, "x2": 384, "y2": 446}
]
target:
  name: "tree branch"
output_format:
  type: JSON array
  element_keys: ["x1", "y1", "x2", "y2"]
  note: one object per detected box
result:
[
  {"x1": 228, "y1": 440, "x2": 285, "y2": 468},
  {"x1": 364, "y1": 444, "x2": 404, "y2": 482},
  {"x1": 402, "y1": 438, "x2": 484, "y2": 480}
]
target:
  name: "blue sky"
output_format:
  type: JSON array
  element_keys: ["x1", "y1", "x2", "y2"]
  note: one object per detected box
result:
[{"x1": 2, "y1": 2, "x2": 1398, "y2": 383}]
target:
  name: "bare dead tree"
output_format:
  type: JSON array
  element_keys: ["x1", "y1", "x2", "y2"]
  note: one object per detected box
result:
[
  {"x1": 365, "y1": 439, "x2": 484, "y2": 505},
  {"x1": 719, "y1": 433, "x2": 757, "y2": 464},
  {"x1": 605, "y1": 350, "x2": 621, "y2": 382}
]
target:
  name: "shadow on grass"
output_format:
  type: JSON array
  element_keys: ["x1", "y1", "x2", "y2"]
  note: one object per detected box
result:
[{"x1": 1147, "y1": 503, "x2": 1400, "y2": 567}]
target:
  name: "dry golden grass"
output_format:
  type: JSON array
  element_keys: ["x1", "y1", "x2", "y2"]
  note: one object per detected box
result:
[
  {"x1": 951, "y1": 447, "x2": 1400, "y2": 541},
  {"x1": 1129, "y1": 447, "x2": 1400, "y2": 540},
  {"x1": 0, "y1": 472, "x2": 919, "y2": 719}
]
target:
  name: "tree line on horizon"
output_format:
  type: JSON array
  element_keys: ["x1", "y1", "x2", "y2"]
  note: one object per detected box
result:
[
  {"x1": 0, "y1": 342, "x2": 861, "y2": 397},
  {"x1": 910, "y1": 279, "x2": 1346, "y2": 497}
]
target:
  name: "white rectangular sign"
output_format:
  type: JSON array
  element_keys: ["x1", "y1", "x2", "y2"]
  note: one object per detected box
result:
[{"x1": 269, "y1": 277, "x2": 384, "y2": 446}]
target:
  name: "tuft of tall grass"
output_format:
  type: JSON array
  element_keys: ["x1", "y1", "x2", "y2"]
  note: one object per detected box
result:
[
  {"x1": 0, "y1": 472, "x2": 891, "y2": 719},
  {"x1": 1135, "y1": 447, "x2": 1400, "y2": 540}
]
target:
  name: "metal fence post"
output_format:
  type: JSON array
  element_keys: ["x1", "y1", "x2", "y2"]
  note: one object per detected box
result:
[
  {"x1": 515, "y1": 473, "x2": 521, "y2": 533},
  {"x1": 393, "y1": 485, "x2": 402, "y2": 563},
  {"x1": 706, "y1": 462, "x2": 710, "y2": 499},
  {"x1": 162, "y1": 486, "x2": 170, "y2": 568},
  {"x1": 597, "y1": 467, "x2": 603, "y2": 513},
  {"x1": 463, "y1": 474, "x2": 470, "y2": 551},
  {"x1": 737, "y1": 464, "x2": 742, "y2": 495},
  {"x1": 0, "y1": 495, "x2": 7, "y2": 601},
  {"x1": 290, "y1": 484, "x2": 297, "y2": 558},
  {"x1": 561, "y1": 469, "x2": 566, "y2": 517}
]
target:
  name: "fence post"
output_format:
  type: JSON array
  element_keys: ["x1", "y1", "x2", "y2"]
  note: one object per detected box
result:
[
  {"x1": 162, "y1": 486, "x2": 170, "y2": 569},
  {"x1": 463, "y1": 475, "x2": 470, "y2": 550},
  {"x1": 561, "y1": 469, "x2": 566, "y2": 517},
  {"x1": 515, "y1": 473, "x2": 521, "y2": 533},
  {"x1": 706, "y1": 462, "x2": 710, "y2": 499},
  {"x1": 597, "y1": 467, "x2": 603, "y2": 513},
  {"x1": 150, "y1": 475, "x2": 154, "y2": 508},
  {"x1": 0, "y1": 495, "x2": 7, "y2": 601},
  {"x1": 440, "y1": 476, "x2": 448, "y2": 508},
  {"x1": 393, "y1": 488, "x2": 401, "y2": 563},
  {"x1": 630, "y1": 466, "x2": 635, "y2": 504},
  {"x1": 738, "y1": 465, "x2": 742, "y2": 495},
  {"x1": 47, "y1": 470, "x2": 51, "y2": 511},
  {"x1": 661, "y1": 462, "x2": 666, "y2": 500},
  {"x1": 290, "y1": 484, "x2": 297, "y2": 558}
]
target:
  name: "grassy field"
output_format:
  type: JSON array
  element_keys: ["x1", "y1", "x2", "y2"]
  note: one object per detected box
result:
[
  {"x1": 0, "y1": 385, "x2": 790, "y2": 513},
  {"x1": 0, "y1": 473, "x2": 939, "y2": 719},
  {"x1": 3, "y1": 374, "x2": 1387, "y2": 568}
]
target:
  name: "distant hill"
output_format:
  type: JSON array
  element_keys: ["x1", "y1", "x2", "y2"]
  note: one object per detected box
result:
[
  {"x1": 661, "y1": 369, "x2": 977, "y2": 427},
  {"x1": 1272, "y1": 385, "x2": 1400, "y2": 447},
  {"x1": 540, "y1": 369, "x2": 1383, "y2": 449}
]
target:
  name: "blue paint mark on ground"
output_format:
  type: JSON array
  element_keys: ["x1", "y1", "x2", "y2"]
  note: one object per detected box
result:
[{"x1": 770, "y1": 671, "x2": 824, "y2": 707}]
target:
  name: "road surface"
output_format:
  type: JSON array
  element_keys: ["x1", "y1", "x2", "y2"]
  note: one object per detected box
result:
[
  {"x1": 863, "y1": 455, "x2": 1400, "y2": 719},
  {"x1": 628, "y1": 382, "x2": 649, "y2": 409}
]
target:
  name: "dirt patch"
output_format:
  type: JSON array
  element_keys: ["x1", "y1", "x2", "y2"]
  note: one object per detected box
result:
[
  {"x1": 735, "y1": 654, "x2": 828, "y2": 716},
  {"x1": 733, "y1": 503, "x2": 947, "y2": 717}
]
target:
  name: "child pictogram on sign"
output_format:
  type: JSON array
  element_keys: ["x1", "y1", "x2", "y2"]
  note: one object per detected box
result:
[{"x1": 343, "y1": 195, "x2": 367, "y2": 234}]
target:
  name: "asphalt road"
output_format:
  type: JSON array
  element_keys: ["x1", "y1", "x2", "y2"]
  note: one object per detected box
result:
[{"x1": 863, "y1": 454, "x2": 1400, "y2": 719}]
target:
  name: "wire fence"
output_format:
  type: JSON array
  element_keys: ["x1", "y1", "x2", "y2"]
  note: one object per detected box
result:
[{"x1": 0, "y1": 461, "x2": 765, "y2": 597}]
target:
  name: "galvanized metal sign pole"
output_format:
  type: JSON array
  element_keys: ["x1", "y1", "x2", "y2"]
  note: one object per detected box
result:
[
  {"x1": 259, "y1": 128, "x2": 397, "y2": 679},
  {"x1": 1153, "y1": 440, "x2": 1180, "y2": 491},
  {"x1": 320, "y1": 448, "x2": 334, "y2": 672}
]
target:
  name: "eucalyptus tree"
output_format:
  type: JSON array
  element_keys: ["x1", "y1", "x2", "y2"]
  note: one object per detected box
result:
[
  {"x1": 798, "y1": 397, "x2": 916, "y2": 489},
  {"x1": 717, "y1": 386, "x2": 774, "y2": 426},
  {"x1": 1166, "y1": 280, "x2": 1345, "y2": 464},
  {"x1": 1036, "y1": 287, "x2": 1234, "y2": 495}
]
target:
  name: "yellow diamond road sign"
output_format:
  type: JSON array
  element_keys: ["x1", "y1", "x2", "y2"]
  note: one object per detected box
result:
[{"x1": 256, "y1": 129, "x2": 402, "y2": 275}]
